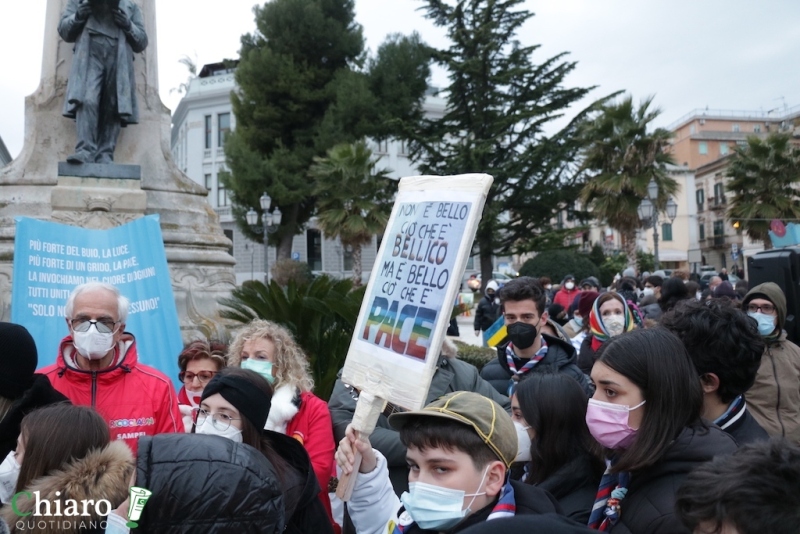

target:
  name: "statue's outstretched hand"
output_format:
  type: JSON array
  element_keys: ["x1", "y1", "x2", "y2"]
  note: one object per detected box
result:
[
  {"x1": 75, "y1": 0, "x2": 92, "y2": 22},
  {"x1": 113, "y1": 8, "x2": 132, "y2": 31}
]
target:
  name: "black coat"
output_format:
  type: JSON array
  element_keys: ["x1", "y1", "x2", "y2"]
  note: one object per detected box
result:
[
  {"x1": 722, "y1": 407, "x2": 770, "y2": 446},
  {"x1": 0, "y1": 374, "x2": 69, "y2": 462},
  {"x1": 608, "y1": 425, "x2": 738, "y2": 534},
  {"x1": 136, "y1": 433, "x2": 285, "y2": 533},
  {"x1": 474, "y1": 295, "x2": 500, "y2": 332},
  {"x1": 578, "y1": 335, "x2": 597, "y2": 375},
  {"x1": 480, "y1": 334, "x2": 592, "y2": 396},
  {"x1": 536, "y1": 453, "x2": 603, "y2": 524}
]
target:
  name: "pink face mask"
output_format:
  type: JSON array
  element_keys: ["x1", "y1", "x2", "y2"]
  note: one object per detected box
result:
[{"x1": 586, "y1": 398, "x2": 646, "y2": 450}]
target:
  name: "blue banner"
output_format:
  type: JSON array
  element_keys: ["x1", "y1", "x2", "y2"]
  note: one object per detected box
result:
[{"x1": 11, "y1": 216, "x2": 182, "y2": 385}]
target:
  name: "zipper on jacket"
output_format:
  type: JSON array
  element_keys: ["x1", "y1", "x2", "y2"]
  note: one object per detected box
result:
[
  {"x1": 768, "y1": 346, "x2": 785, "y2": 436},
  {"x1": 91, "y1": 371, "x2": 98, "y2": 408}
]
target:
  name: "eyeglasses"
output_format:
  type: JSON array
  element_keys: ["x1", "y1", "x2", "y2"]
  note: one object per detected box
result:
[
  {"x1": 193, "y1": 408, "x2": 240, "y2": 432},
  {"x1": 747, "y1": 304, "x2": 775, "y2": 314},
  {"x1": 70, "y1": 318, "x2": 118, "y2": 334},
  {"x1": 179, "y1": 370, "x2": 217, "y2": 384}
]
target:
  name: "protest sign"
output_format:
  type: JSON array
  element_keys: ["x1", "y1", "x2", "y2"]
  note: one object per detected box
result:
[
  {"x1": 11, "y1": 216, "x2": 182, "y2": 384},
  {"x1": 337, "y1": 174, "x2": 493, "y2": 500}
]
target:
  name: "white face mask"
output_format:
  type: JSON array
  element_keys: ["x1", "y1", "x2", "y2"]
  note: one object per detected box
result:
[
  {"x1": 514, "y1": 421, "x2": 532, "y2": 462},
  {"x1": 0, "y1": 451, "x2": 20, "y2": 503},
  {"x1": 642, "y1": 287, "x2": 654, "y2": 297},
  {"x1": 565, "y1": 282, "x2": 575, "y2": 290},
  {"x1": 604, "y1": 315, "x2": 626, "y2": 337},
  {"x1": 73, "y1": 324, "x2": 115, "y2": 360},
  {"x1": 196, "y1": 419, "x2": 243, "y2": 443}
]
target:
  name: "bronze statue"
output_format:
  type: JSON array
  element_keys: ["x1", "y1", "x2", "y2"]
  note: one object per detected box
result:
[{"x1": 59, "y1": 0, "x2": 148, "y2": 164}]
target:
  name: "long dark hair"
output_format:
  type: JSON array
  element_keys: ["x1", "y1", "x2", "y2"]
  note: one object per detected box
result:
[
  {"x1": 16, "y1": 404, "x2": 108, "y2": 493},
  {"x1": 595, "y1": 328, "x2": 703, "y2": 473},
  {"x1": 659, "y1": 277, "x2": 691, "y2": 312},
  {"x1": 214, "y1": 367, "x2": 292, "y2": 483},
  {"x1": 516, "y1": 373, "x2": 601, "y2": 483}
]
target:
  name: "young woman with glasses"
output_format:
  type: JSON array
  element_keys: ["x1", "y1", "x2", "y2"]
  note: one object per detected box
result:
[
  {"x1": 176, "y1": 340, "x2": 227, "y2": 432},
  {"x1": 192, "y1": 367, "x2": 334, "y2": 534}
]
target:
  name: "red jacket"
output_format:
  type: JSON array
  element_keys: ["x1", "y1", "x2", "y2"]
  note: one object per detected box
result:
[
  {"x1": 40, "y1": 333, "x2": 182, "y2": 451},
  {"x1": 553, "y1": 287, "x2": 580, "y2": 309}
]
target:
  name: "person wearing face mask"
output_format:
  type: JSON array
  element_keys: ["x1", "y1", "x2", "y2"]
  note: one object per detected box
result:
[
  {"x1": 0, "y1": 323, "x2": 68, "y2": 505},
  {"x1": 336, "y1": 391, "x2": 560, "y2": 534},
  {"x1": 553, "y1": 274, "x2": 580, "y2": 309},
  {"x1": 586, "y1": 328, "x2": 737, "y2": 533},
  {"x1": 638, "y1": 275, "x2": 663, "y2": 321},
  {"x1": 570, "y1": 292, "x2": 599, "y2": 359},
  {"x1": 480, "y1": 277, "x2": 592, "y2": 397},
  {"x1": 40, "y1": 282, "x2": 181, "y2": 450},
  {"x1": 578, "y1": 293, "x2": 635, "y2": 376},
  {"x1": 474, "y1": 280, "x2": 501, "y2": 344},
  {"x1": 742, "y1": 283, "x2": 800, "y2": 443},
  {"x1": 176, "y1": 339, "x2": 227, "y2": 432},
  {"x1": 511, "y1": 374, "x2": 603, "y2": 523},
  {"x1": 226, "y1": 320, "x2": 338, "y2": 531},
  {"x1": 193, "y1": 367, "x2": 334, "y2": 534}
]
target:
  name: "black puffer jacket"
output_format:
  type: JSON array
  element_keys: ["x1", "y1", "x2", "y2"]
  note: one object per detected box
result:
[
  {"x1": 135, "y1": 433, "x2": 285, "y2": 533},
  {"x1": 536, "y1": 452, "x2": 602, "y2": 524},
  {"x1": 607, "y1": 425, "x2": 738, "y2": 533},
  {"x1": 474, "y1": 294, "x2": 500, "y2": 332},
  {"x1": 480, "y1": 334, "x2": 592, "y2": 396}
]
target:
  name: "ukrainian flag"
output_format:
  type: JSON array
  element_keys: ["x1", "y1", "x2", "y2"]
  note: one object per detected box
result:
[{"x1": 483, "y1": 316, "x2": 508, "y2": 347}]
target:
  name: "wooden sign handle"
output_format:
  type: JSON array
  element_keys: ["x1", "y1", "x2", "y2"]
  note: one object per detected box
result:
[{"x1": 335, "y1": 392, "x2": 385, "y2": 502}]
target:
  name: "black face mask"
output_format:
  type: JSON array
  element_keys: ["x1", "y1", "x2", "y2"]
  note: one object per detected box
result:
[{"x1": 507, "y1": 321, "x2": 538, "y2": 350}]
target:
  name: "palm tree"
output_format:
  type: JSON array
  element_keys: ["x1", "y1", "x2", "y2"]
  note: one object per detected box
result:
[
  {"x1": 727, "y1": 133, "x2": 800, "y2": 249},
  {"x1": 170, "y1": 54, "x2": 198, "y2": 95},
  {"x1": 580, "y1": 96, "x2": 678, "y2": 266},
  {"x1": 310, "y1": 141, "x2": 394, "y2": 286}
]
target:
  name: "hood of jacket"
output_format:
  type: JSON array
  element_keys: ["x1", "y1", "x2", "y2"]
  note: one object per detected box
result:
[
  {"x1": 135, "y1": 433, "x2": 285, "y2": 533},
  {"x1": 743, "y1": 282, "x2": 787, "y2": 331},
  {"x1": 55, "y1": 333, "x2": 138, "y2": 385},
  {"x1": 1, "y1": 441, "x2": 132, "y2": 533}
]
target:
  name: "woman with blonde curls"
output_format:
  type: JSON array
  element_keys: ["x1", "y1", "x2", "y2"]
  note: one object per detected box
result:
[{"x1": 227, "y1": 320, "x2": 337, "y2": 531}]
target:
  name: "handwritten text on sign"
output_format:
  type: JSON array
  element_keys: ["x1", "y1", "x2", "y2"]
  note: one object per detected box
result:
[{"x1": 360, "y1": 201, "x2": 471, "y2": 361}]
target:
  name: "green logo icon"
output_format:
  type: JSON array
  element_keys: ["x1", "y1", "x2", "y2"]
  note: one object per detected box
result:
[{"x1": 125, "y1": 486, "x2": 152, "y2": 528}]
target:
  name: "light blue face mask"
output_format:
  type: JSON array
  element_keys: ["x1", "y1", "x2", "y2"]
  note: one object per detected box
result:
[
  {"x1": 574, "y1": 316, "x2": 584, "y2": 328},
  {"x1": 400, "y1": 467, "x2": 488, "y2": 530},
  {"x1": 748, "y1": 312, "x2": 777, "y2": 337},
  {"x1": 241, "y1": 358, "x2": 276, "y2": 384}
]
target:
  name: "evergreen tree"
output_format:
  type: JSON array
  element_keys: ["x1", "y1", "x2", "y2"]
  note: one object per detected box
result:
[
  {"x1": 224, "y1": 0, "x2": 430, "y2": 258},
  {"x1": 410, "y1": 0, "x2": 607, "y2": 287},
  {"x1": 580, "y1": 96, "x2": 677, "y2": 266},
  {"x1": 727, "y1": 133, "x2": 800, "y2": 249},
  {"x1": 310, "y1": 141, "x2": 394, "y2": 286}
]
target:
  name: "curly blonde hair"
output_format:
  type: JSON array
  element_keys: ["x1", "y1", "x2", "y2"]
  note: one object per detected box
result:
[{"x1": 227, "y1": 320, "x2": 314, "y2": 392}]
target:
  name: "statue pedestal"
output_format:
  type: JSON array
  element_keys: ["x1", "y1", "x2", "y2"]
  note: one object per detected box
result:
[{"x1": 0, "y1": 0, "x2": 236, "y2": 343}]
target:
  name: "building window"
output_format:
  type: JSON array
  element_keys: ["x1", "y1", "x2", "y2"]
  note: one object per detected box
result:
[
  {"x1": 343, "y1": 246, "x2": 354, "y2": 271},
  {"x1": 398, "y1": 140, "x2": 408, "y2": 156},
  {"x1": 466, "y1": 256, "x2": 475, "y2": 270},
  {"x1": 754, "y1": 125, "x2": 761, "y2": 133},
  {"x1": 218, "y1": 113, "x2": 231, "y2": 147},
  {"x1": 204, "y1": 115, "x2": 212, "y2": 149},
  {"x1": 720, "y1": 143, "x2": 729, "y2": 156},
  {"x1": 713, "y1": 183, "x2": 725, "y2": 205},
  {"x1": 204, "y1": 174, "x2": 212, "y2": 191},
  {"x1": 732, "y1": 124, "x2": 740, "y2": 133},
  {"x1": 698, "y1": 222, "x2": 705, "y2": 240},
  {"x1": 375, "y1": 139, "x2": 389, "y2": 155},
  {"x1": 223, "y1": 229, "x2": 233, "y2": 256},
  {"x1": 699, "y1": 142, "x2": 708, "y2": 155},
  {"x1": 713, "y1": 220, "x2": 724, "y2": 236},
  {"x1": 696, "y1": 189, "x2": 704, "y2": 209},
  {"x1": 217, "y1": 181, "x2": 229, "y2": 207},
  {"x1": 307, "y1": 229, "x2": 322, "y2": 271},
  {"x1": 661, "y1": 223, "x2": 673, "y2": 242}
]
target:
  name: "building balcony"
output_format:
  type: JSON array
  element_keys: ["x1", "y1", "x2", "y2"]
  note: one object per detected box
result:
[
  {"x1": 709, "y1": 200, "x2": 727, "y2": 211},
  {"x1": 710, "y1": 234, "x2": 739, "y2": 249}
]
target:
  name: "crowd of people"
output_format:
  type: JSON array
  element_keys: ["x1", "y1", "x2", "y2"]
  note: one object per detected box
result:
[{"x1": 0, "y1": 275, "x2": 798, "y2": 533}]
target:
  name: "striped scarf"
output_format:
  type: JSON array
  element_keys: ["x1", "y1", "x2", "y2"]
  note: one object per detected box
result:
[
  {"x1": 391, "y1": 480, "x2": 517, "y2": 533},
  {"x1": 505, "y1": 338, "x2": 547, "y2": 396},
  {"x1": 588, "y1": 458, "x2": 630, "y2": 531},
  {"x1": 589, "y1": 293, "x2": 636, "y2": 351},
  {"x1": 713, "y1": 395, "x2": 745, "y2": 430}
]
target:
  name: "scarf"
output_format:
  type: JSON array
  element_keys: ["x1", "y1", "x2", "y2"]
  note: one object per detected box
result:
[
  {"x1": 505, "y1": 339, "x2": 548, "y2": 396},
  {"x1": 713, "y1": 395, "x2": 746, "y2": 430},
  {"x1": 391, "y1": 480, "x2": 517, "y2": 534},
  {"x1": 588, "y1": 458, "x2": 630, "y2": 531},
  {"x1": 589, "y1": 293, "x2": 636, "y2": 351}
]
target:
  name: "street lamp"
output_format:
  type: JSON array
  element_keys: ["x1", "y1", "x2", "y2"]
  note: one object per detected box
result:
[
  {"x1": 637, "y1": 180, "x2": 678, "y2": 271},
  {"x1": 247, "y1": 193, "x2": 281, "y2": 284}
]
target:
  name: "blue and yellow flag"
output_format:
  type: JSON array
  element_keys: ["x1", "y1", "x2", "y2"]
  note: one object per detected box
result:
[{"x1": 483, "y1": 316, "x2": 508, "y2": 347}]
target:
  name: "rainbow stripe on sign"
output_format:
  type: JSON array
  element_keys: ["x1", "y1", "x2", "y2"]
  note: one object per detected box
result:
[{"x1": 483, "y1": 316, "x2": 508, "y2": 347}]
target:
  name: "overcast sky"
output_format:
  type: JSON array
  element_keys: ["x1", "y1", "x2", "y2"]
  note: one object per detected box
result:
[{"x1": 2, "y1": 1, "x2": 800, "y2": 158}]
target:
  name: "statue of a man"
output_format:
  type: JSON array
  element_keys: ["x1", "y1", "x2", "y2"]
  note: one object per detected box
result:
[{"x1": 59, "y1": 0, "x2": 148, "y2": 164}]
